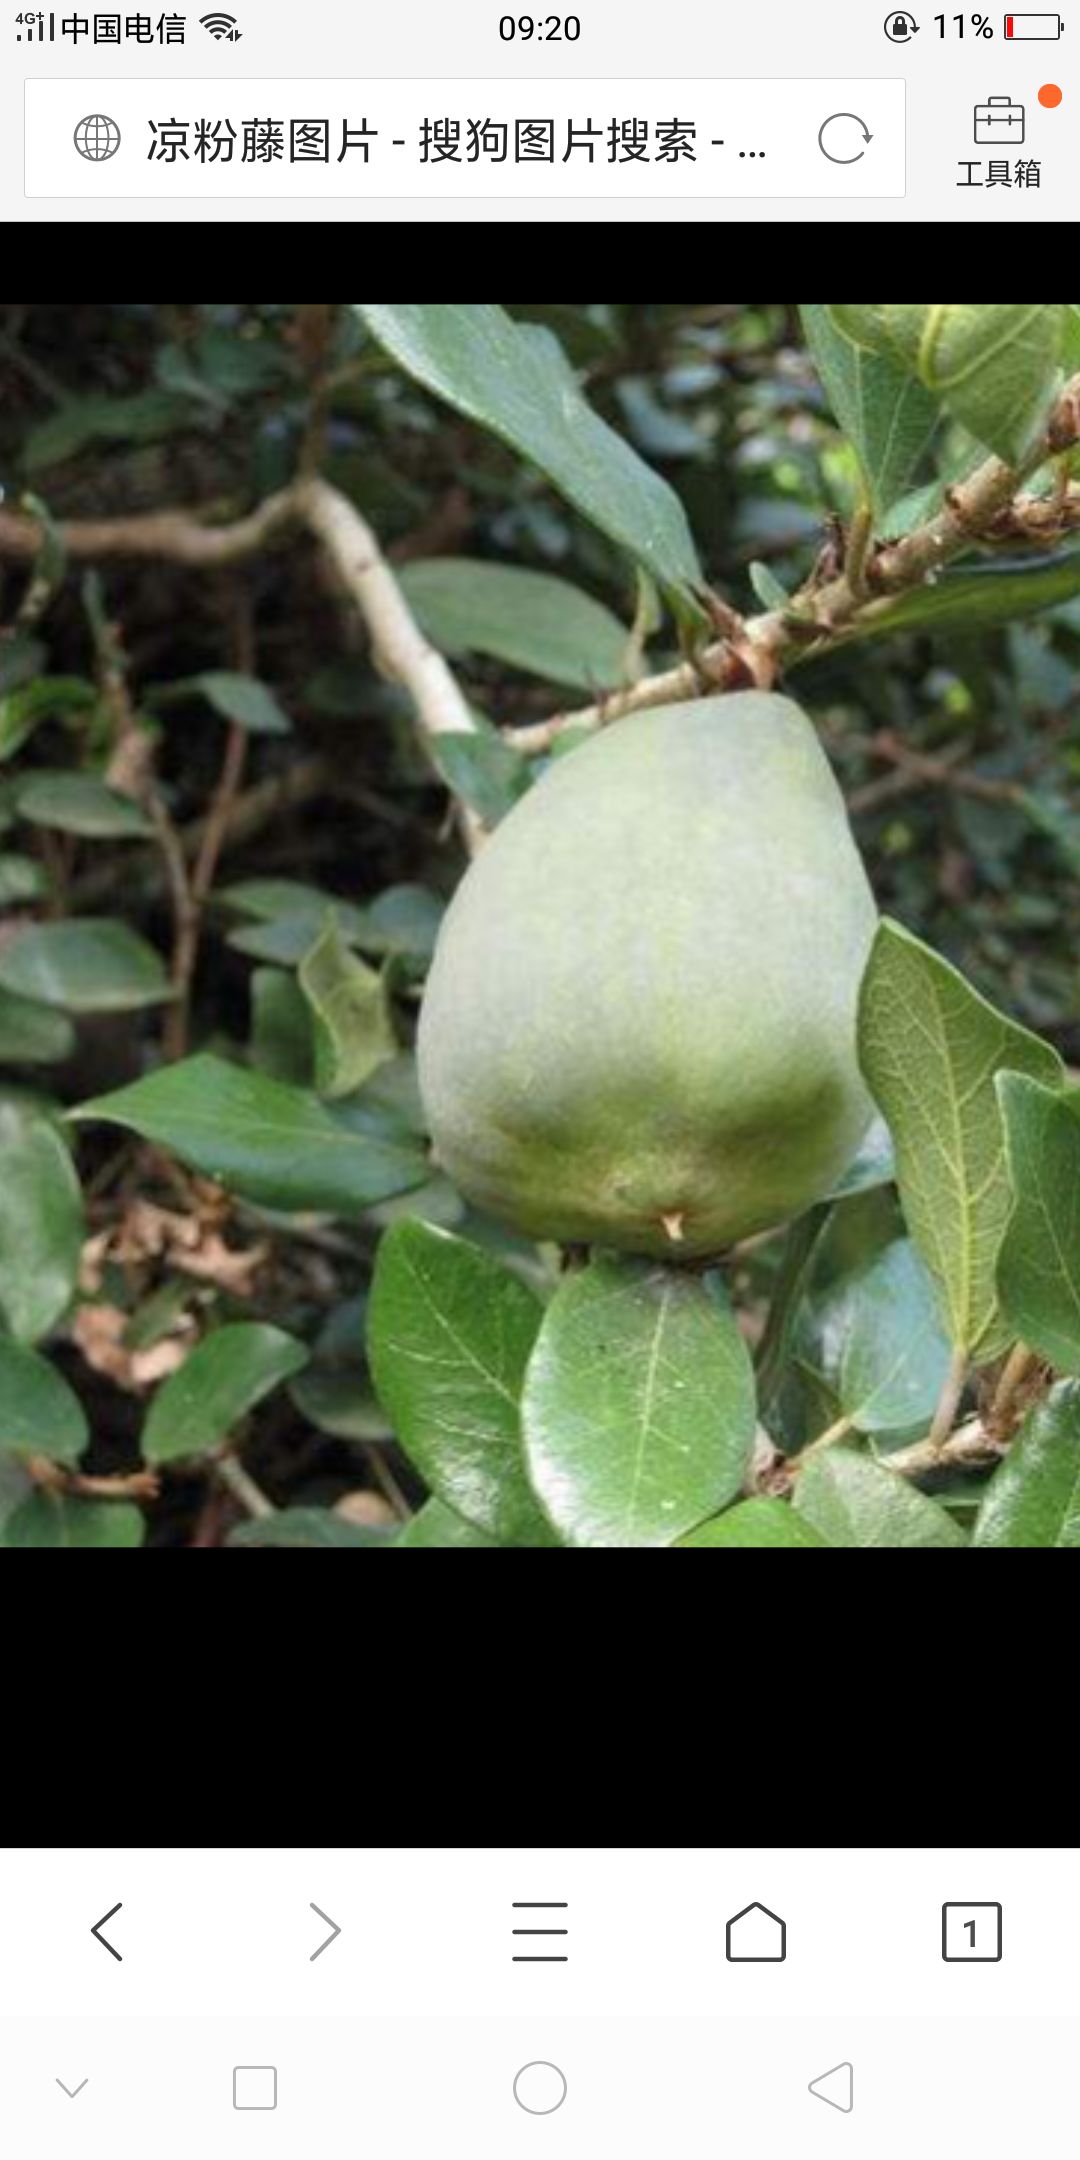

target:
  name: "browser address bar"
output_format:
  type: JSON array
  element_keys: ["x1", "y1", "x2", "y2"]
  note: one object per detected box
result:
[{"x1": 24, "y1": 76, "x2": 906, "y2": 196}]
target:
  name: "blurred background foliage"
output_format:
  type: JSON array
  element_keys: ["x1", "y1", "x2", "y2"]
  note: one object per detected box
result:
[{"x1": 0, "y1": 300, "x2": 1077, "y2": 1545}]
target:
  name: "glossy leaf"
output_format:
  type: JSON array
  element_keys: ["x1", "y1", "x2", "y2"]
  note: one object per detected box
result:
[
  {"x1": 677, "y1": 1498, "x2": 827, "y2": 1548},
  {"x1": 857, "y1": 919, "x2": 1064, "y2": 1360},
  {"x1": 299, "y1": 914, "x2": 397, "y2": 1100},
  {"x1": 810, "y1": 1238, "x2": 953, "y2": 1438},
  {"x1": 800, "y1": 303, "x2": 940, "y2": 516},
  {"x1": 228, "y1": 1508, "x2": 395, "y2": 1547},
  {"x1": 0, "y1": 918, "x2": 171, "y2": 1012},
  {"x1": 794, "y1": 1447, "x2": 967, "y2": 1547},
  {"x1": 356, "y1": 303, "x2": 703, "y2": 605},
  {"x1": 14, "y1": 771, "x2": 153, "y2": 839},
  {"x1": 996, "y1": 1075, "x2": 1080, "y2": 1375},
  {"x1": 973, "y1": 1382, "x2": 1080, "y2": 1547},
  {"x1": 0, "y1": 1492, "x2": 144, "y2": 1548},
  {"x1": 142, "y1": 1322, "x2": 309, "y2": 1463},
  {"x1": 72, "y1": 1053, "x2": 430, "y2": 1216},
  {"x1": 396, "y1": 1497, "x2": 501, "y2": 1548},
  {"x1": 399, "y1": 558, "x2": 632, "y2": 688},
  {"x1": 0, "y1": 984, "x2": 75, "y2": 1066},
  {"x1": 0, "y1": 1107, "x2": 84, "y2": 1343},
  {"x1": 0, "y1": 1338, "x2": 88, "y2": 1465},
  {"x1": 367, "y1": 1220, "x2": 553, "y2": 1545},
  {"x1": 521, "y1": 1256, "x2": 756, "y2": 1548}
]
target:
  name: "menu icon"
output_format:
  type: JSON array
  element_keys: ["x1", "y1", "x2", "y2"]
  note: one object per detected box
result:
[{"x1": 512, "y1": 1902, "x2": 568, "y2": 1961}]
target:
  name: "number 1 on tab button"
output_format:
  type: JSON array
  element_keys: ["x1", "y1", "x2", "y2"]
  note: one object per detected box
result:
[{"x1": 941, "y1": 1902, "x2": 1002, "y2": 1961}]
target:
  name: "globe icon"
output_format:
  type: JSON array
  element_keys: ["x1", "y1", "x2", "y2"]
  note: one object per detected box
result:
[{"x1": 74, "y1": 113, "x2": 121, "y2": 161}]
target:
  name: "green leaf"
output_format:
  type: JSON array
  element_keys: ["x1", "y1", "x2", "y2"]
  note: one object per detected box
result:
[
  {"x1": 794, "y1": 1447, "x2": 967, "y2": 1547},
  {"x1": 810, "y1": 1238, "x2": 953, "y2": 1438},
  {"x1": 14, "y1": 771, "x2": 153, "y2": 839},
  {"x1": 367, "y1": 1220, "x2": 553, "y2": 1545},
  {"x1": 800, "y1": 303, "x2": 940, "y2": 516},
  {"x1": 299, "y1": 914, "x2": 397, "y2": 1100},
  {"x1": 748, "y1": 561, "x2": 791, "y2": 611},
  {"x1": 177, "y1": 671, "x2": 292, "y2": 735},
  {"x1": 857, "y1": 919, "x2": 1064, "y2": 1361},
  {"x1": 886, "y1": 303, "x2": 1065, "y2": 465},
  {"x1": 223, "y1": 879, "x2": 444, "y2": 963},
  {"x1": 396, "y1": 1497, "x2": 501, "y2": 1548},
  {"x1": 24, "y1": 389, "x2": 193, "y2": 471},
  {"x1": 826, "y1": 1116, "x2": 896, "y2": 1198},
  {"x1": 0, "y1": 919, "x2": 170, "y2": 1012},
  {"x1": 0, "y1": 1107, "x2": 84, "y2": 1343},
  {"x1": 1, "y1": 1491, "x2": 144, "y2": 1548},
  {"x1": 142, "y1": 1322, "x2": 309, "y2": 1463},
  {"x1": 288, "y1": 1294, "x2": 391, "y2": 1442},
  {"x1": 0, "y1": 984, "x2": 75, "y2": 1066},
  {"x1": 521, "y1": 1256, "x2": 756, "y2": 1548},
  {"x1": 72, "y1": 1053, "x2": 430, "y2": 1217},
  {"x1": 0, "y1": 1338, "x2": 88, "y2": 1465},
  {"x1": 677, "y1": 1498, "x2": 827, "y2": 1547},
  {"x1": 827, "y1": 549, "x2": 1080, "y2": 652},
  {"x1": 0, "y1": 676, "x2": 98, "y2": 762},
  {"x1": 249, "y1": 967, "x2": 313, "y2": 1085},
  {"x1": 754, "y1": 1203, "x2": 833, "y2": 1413},
  {"x1": 996, "y1": 1075, "x2": 1080, "y2": 1375},
  {"x1": 0, "y1": 853, "x2": 52, "y2": 905},
  {"x1": 0, "y1": 634, "x2": 46, "y2": 698},
  {"x1": 356, "y1": 303, "x2": 703, "y2": 606},
  {"x1": 428, "y1": 730, "x2": 532, "y2": 826},
  {"x1": 228, "y1": 1508, "x2": 395, "y2": 1547},
  {"x1": 973, "y1": 1382, "x2": 1080, "y2": 1547},
  {"x1": 827, "y1": 305, "x2": 892, "y2": 353},
  {"x1": 399, "y1": 559, "x2": 632, "y2": 689}
]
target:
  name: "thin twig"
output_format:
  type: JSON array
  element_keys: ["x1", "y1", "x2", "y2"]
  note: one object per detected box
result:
[{"x1": 883, "y1": 1416, "x2": 1007, "y2": 1481}]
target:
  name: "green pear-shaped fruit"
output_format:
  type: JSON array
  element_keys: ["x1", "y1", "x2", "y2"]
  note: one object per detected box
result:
[{"x1": 418, "y1": 693, "x2": 878, "y2": 1259}]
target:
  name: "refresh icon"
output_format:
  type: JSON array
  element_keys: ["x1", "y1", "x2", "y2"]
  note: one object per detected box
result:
[{"x1": 817, "y1": 111, "x2": 874, "y2": 161}]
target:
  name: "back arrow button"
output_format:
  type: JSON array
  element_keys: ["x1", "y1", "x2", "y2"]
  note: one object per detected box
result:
[
  {"x1": 310, "y1": 1902, "x2": 341, "y2": 1960},
  {"x1": 91, "y1": 1902, "x2": 123, "y2": 1961}
]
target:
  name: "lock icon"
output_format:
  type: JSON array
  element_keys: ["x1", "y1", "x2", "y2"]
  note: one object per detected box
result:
[{"x1": 884, "y1": 8, "x2": 920, "y2": 32}]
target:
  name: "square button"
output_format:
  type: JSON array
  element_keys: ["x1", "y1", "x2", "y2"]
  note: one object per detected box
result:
[
  {"x1": 941, "y1": 1902, "x2": 1002, "y2": 1961},
  {"x1": 233, "y1": 2066, "x2": 278, "y2": 2110}
]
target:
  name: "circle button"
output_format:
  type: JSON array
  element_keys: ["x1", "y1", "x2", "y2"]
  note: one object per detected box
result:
[{"x1": 513, "y1": 2062, "x2": 568, "y2": 2115}]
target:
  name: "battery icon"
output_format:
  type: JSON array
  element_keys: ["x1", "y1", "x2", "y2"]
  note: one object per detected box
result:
[{"x1": 1004, "y1": 11, "x2": 1063, "y2": 29}]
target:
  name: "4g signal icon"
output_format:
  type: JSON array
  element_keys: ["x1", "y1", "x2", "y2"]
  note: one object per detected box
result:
[{"x1": 201, "y1": 11, "x2": 242, "y2": 35}]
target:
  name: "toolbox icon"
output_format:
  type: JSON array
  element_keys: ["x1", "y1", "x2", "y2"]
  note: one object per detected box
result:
[{"x1": 974, "y1": 92, "x2": 1026, "y2": 138}]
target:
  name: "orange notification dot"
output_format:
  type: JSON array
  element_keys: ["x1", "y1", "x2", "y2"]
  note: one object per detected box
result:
[{"x1": 1038, "y1": 82, "x2": 1062, "y2": 105}]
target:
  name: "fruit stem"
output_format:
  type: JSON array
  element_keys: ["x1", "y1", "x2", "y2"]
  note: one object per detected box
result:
[{"x1": 927, "y1": 1347, "x2": 969, "y2": 1455}]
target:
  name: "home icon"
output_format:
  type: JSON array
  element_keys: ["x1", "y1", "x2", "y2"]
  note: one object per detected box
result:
[{"x1": 725, "y1": 1900, "x2": 787, "y2": 1962}]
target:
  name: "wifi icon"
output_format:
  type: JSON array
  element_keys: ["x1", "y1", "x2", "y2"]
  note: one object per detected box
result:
[{"x1": 200, "y1": 11, "x2": 241, "y2": 36}]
